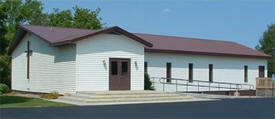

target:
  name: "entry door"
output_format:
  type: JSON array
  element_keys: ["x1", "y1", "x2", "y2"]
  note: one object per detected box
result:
[
  {"x1": 258, "y1": 66, "x2": 265, "y2": 78},
  {"x1": 109, "y1": 58, "x2": 131, "y2": 90}
]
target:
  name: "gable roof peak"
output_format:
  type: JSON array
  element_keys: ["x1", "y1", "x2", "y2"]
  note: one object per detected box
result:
[{"x1": 8, "y1": 25, "x2": 153, "y2": 55}]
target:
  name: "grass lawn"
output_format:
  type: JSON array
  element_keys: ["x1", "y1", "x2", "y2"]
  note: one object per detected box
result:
[{"x1": 0, "y1": 95, "x2": 73, "y2": 108}]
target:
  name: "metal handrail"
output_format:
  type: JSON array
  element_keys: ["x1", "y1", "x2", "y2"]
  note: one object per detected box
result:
[{"x1": 151, "y1": 77, "x2": 254, "y2": 92}]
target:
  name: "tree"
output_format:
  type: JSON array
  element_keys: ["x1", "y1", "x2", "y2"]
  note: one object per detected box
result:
[
  {"x1": 0, "y1": 0, "x2": 43, "y2": 87},
  {"x1": 72, "y1": 6, "x2": 102, "y2": 29},
  {"x1": 0, "y1": 0, "x2": 44, "y2": 54},
  {"x1": 0, "y1": 1, "x2": 9, "y2": 86},
  {"x1": 144, "y1": 73, "x2": 154, "y2": 90},
  {"x1": 43, "y1": 6, "x2": 102, "y2": 29},
  {"x1": 0, "y1": 0, "x2": 7, "y2": 55},
  {"x1": 256, "y1": 24, "x2": 275, "y2": 77},
  {"x1": 0, "y1": 0, "x2": 103, "y2": 87}
]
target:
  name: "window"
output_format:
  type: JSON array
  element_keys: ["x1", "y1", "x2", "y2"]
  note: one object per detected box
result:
[
  {"x1": 166, "y1": 62, "x2": 171, "y2": 82},
  {"x1": 111, "y1": 61, "x2": 118, "y2": 75},
  {"x1": 244, "y1": 65, "x2": 248, "y2": 82},
  {"x1": 209, "y1": 64, "x2": 213, "y2": 82},
  {"x1": 258, "y1": 66, "x2": 265, "y2": 78},
  {"x1": 121, "y1": 61, "x2": 128, "y2": 75},
  {"x1": 144, "y1": 62, "x2": 148, "y2": 73},
  {"x1": 189, "y1": 63, "x2": 193, "y2": 82}
]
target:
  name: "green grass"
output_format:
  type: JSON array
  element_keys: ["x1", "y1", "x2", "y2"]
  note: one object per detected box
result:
[{"x1": 0, "y1": 96, "x2": 73, "y2": 108}]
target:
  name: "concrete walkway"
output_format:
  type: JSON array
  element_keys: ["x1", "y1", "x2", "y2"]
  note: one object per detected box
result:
[
  {"x1": 52, "y1": 91, "x2": 270, "y2": 106},
  {"x1": 53, "y1": 97, "x2": 215, "y2": 106}
]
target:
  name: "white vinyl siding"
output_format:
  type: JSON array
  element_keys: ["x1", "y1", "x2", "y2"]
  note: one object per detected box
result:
[
  {"x1": 11, "y1": 33, "x2": 76, "y2": 93},
  {"x1": 76, "y1": 34, "x2": 145, "y2": 91},
  {"x1": 145, "y1": 52, "x2": 267, "y2": 92},
  {"x1": 11, "y1": 32, "x2": 268, "y2": 93}
]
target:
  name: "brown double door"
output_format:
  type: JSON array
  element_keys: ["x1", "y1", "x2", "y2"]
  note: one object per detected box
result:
[{"x1": 109, "y1": 58, "x2": 131, "y2": 90}]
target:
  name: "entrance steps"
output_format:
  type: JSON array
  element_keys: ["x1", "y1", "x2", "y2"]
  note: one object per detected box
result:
[{"x1": 59, "y1": 91, "x2": 193, "y2": 103}]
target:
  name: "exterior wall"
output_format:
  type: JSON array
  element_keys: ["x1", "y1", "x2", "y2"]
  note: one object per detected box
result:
[
  {"x1": 11, "y1": 32, "x2": 267, "y2": 93},
  {"x1": 11, "y1": 33, "x2": 76, "y2": 93},
  {"x1": 145, "y1": 52, "x2": 267, "y2": 92},
  {"x1": 76, "y1": 34, "x2": 144, "y2": 91}
]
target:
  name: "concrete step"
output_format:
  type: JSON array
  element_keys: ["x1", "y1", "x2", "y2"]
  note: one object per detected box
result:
[
  {"x1": 59, "y1": 91, "x2": 194, "y2": 104},
  {"x1": 59, "y1": 96, "x2": 87, "y2": 102},
  {"x1": 77, "y1": 91, "x2": 164, "y2": 95},
  {"x1": 70, "y1": 93, "x2": 181, "y2": 99}
]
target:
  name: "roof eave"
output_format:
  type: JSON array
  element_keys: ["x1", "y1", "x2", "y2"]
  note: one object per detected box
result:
[
  {"x1": 7, "y1": 28, "x2": 27, "y2": 55},
  {"x1": 8, "y1": 25, "x2": 55, "y2": 55},
  {"x1": 145, "y1": 49, "x2": 272, "y2": 59}
]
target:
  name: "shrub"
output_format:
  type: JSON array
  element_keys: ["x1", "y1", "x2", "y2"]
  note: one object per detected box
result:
[
  {"x1": 6, "y1": 91, "x2": 18, "y2": 96},
  {"x1": 144, "y1": 73, "x2": 154, "y2": 90},
  {"x1": 0, "y1": 83, "x2": 10, "y2": 94},
  {"x1": 41, "y1": 92, "x2": 60, "y2": 99}
]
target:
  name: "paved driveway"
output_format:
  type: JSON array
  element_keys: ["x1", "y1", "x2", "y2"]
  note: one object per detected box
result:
[{"x1": 1, "y1": 98, "x2": 274, "y2": 119}]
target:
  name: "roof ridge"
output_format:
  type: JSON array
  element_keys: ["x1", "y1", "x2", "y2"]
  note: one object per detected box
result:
[{"x1": 21, "y1": 24, "x2": 110, "y2": 31}]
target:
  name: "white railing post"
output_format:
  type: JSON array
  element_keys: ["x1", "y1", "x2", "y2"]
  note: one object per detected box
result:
[
  {"x1": 153, "y1": 77, "x2": 155, "y2": 87},
  {"x1": 209, "y1": 82, "x2": 211, "y2": 91},
  {"x1": 176, "y1": 79, "x2": 178, "y2": 92},
  {"x1": 163, "y1": 78, "x2": 165, "y2": 92},
  {"x1": 186, "y1": 81, "x2": 188, "y2": 92},
  {"x1": 198, "y1": 82, "x2": 200, "y2": 92}
]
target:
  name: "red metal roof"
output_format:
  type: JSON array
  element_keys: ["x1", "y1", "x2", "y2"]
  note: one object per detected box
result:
[
  {"x1": 8, "y1": 25, "x2": 270, "y2": 58},
  {"x1": 134, "y1": 33, "x2": 270, "y2": 58}
]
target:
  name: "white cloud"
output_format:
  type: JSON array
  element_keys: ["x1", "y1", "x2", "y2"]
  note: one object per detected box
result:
[{"x1": 162, "y1": 8, "x2": 171, "y2": 13}]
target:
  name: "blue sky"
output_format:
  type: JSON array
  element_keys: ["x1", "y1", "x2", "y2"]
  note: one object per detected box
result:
[{"x1": 39, "y1": 0, "x2": 274, "y2": 48}]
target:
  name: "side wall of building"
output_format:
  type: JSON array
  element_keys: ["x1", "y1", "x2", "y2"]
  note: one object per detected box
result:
[
  {"x1": 11, "y1": 33, "x2": 76, "y2": 93},
  {"x1": 76, "y1": 34, "x2": 145, "y2": 91},
  {"x1": 145, "y1": 52, "x2": 267, "y2": 92}
]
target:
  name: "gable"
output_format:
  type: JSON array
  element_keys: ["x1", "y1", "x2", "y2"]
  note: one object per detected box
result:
[
  {"x1": 77, "y1": 34, "x2": 145, "y2": 55},
  {"x1": 8, "y1": 25, "x2": 153, "y2": 55}
]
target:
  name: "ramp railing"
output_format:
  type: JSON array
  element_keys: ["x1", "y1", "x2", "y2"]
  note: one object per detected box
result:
[{"x1": 151, "y1": 77, "x2": 254, "y2": 92}]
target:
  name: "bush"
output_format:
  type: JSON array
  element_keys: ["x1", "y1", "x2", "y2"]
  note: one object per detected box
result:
[
  {"x1": 0, "y1": 83, "x2": 10, "y2": 94},
  {"x1": 41, "y1": 92, "x2": 60, "y2": 99},
  {"x1": 6, "y1": 91, "x2": 18, "y2": 96},
  {"x1": 144, "y1": 73, "x2": 154, "y2": 90}
]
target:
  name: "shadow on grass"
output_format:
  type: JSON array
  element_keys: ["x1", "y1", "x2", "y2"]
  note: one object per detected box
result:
[{"x1": 0, "y1": 96, "x2": 33, "y2": 105}]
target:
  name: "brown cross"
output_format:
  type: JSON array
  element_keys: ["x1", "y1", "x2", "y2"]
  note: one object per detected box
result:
[{"x1": 25, "y1": 41, "x2": 32, "y2": 79}]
